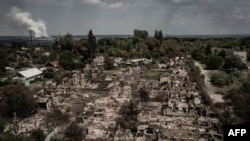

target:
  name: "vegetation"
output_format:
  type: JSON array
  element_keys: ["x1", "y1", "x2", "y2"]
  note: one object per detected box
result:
[
  {"x1": 139, "y1": 88, "x2": 150, "y2": 102},
  {"x1": 104, "y1": 55, "x2": 114, "y2": 70},
  {"x1": 30, "y1": 129, "x2": 46, "y2": 141},
  {"x1": 59, "y1": 51, "x2": 75, "y2": 70},
  {"x1": 64, "y1": 122, "x2": 87, "y2": 141},
  {"x1": 0, "y1": 117, "x2": 5, "y2": 133},
  {"x1": 185, "y1": 59, "x2": 212, "y2": 106},
  {"x1": 117, "y1": 101, "x2": 139, "y2": 134},
  {"x1": 205, "y1": 55, "x2": 224, "y2": 70},
  {"x1": 0, "y1": 84, "x2": 37, "y2": 118},
  {"x1": 210, "y1": 72, "x2": 230, "y2": 86},
  {"x1": 1, "y1": 28, "x2": 250, "y2": 137}
]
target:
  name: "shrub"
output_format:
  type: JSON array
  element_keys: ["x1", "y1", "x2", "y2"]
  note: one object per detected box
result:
[{"x1": 210, "y1": 72, "x2": 230, "y2": 86}]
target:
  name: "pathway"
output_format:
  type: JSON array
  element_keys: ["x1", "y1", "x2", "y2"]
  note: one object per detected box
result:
[{"x1": 194, "y1": 61, "x2": 224, "y2": 103}]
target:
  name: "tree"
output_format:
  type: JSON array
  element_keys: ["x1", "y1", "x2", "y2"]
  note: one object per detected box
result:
[
  {"x1": 138, "y1": 88, "x2": 149, "y2": 102},
  {"x1": 59, "y1": 33, "x2": 74, "y2": 50},
  {"x1": 217, "y1": 50, "x2": 227, "y2": 58},
  {"x1": 204, "y1": 44, "x2": 212, "y2": 55},
  {"x1": 145, "y1": 38, "x2": 160, "y2": 51},
  {"x1": 210, "y1": 72, "x2": 230, "y2": 86},
  {"x1": 223, "y1": 55, "x2": 247, "y2": 71},
  {"x1": 0, "y1": 85, "x2": 37, "y2": 118},
  {"x1": 48, "y1": 51, "x2": 58, "y2": 62},
  {"x1": 0, "y1": 131, "x2": 34, "y2": 141},
  {"x1": 227, "y1": 79, "x2": 250, "y2": 124},
  {"x1": 191, "y1": 49, "x2": 205, "y2": 61},
  {"x1": 64, "y1": 123, "x2": 87, "y2": 141},
  {"x1": 247, "y1": 50, "x2": 250, "y2": 61},
  {"x1": 73, "y1": 39, "x2": 88, "y2": 60},
  {"x1": 0, "y1": 117, "x2": 5, "y2": 133},
  {"x1": 119, "y1": 50, "x2": 129, "y2": 59},
  {"x1": 134, "y1": 29, "x2": 148, "y2": 40},
  {"x1": 59, "y1": 51, "x2": 75, "y2": 70},
  {"x1": 154, "y1": 30, "x2": 163, "y2": 45},
  {"x1": 30, "y1": 129, "x2": 45, "y2": 141},
  {"x1": 205, "y1": 55, "x2": 224, "y2": 70},
  {"x1": 104, "y1": 56, "x2": 114, "y2": 70},
  {"x1": 118, "y1": 101, "x2": 138, "y2": 133},
  {"x1": 0, "y1": 49, "x2": 9, "y2": 75},
  {"x1": 87, "y1": 30, "x2": 96, "y2": 63}
]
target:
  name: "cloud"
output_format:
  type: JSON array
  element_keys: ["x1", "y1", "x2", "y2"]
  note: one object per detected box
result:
[
  {"x1": 170, "y1": 14, "x2": 188, "y2": 25},
  {"x1": 108, "y1": 2, "x2": 125, "y2": 8},
  {"x1": 172, "y1": 0, "x2": 188, "y2": 4},
  {"x1": 82, "y1": 0, "x2": 128, "y2": 8},
  {"x1": 84, "y1": 0, "x2": 102, "y2": 5}
]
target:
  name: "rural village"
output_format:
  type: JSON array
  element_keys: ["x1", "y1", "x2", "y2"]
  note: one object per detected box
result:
[{"x1": 3, "y1": 55, "x2": 223, "y2": 141}]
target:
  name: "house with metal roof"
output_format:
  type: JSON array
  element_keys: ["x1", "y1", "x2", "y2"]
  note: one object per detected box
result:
[{"x1": 18, "y1": 68, "x2": 43, "y2": 86}]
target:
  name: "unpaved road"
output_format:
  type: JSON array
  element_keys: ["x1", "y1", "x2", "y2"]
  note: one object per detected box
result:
[{"x1": 194, "y1": 61, "x2": 224, "y2": 103}]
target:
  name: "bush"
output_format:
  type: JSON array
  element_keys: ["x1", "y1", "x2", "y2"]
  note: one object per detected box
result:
[
  {"x1": 205, "y1": 55, "x2": 224, "y2": 70},
  {"x1": 30, "y1": 129, "x2": 46, "y2": 141},
  {"x1": 191, "y1": 49, "x2": 205, "y2": 61},
  {"x1": 0, "y1": 85, "x2": 37, "y2": 118},
  {"x1": 0, "y1": 117, "x2": 5, "y2": 133},
  {"x1": 210, "y1": 72, "x2": 230, "y2": 86},
  {"x1": 44, "y1": 72, "x2": 55, "y2": 79}
]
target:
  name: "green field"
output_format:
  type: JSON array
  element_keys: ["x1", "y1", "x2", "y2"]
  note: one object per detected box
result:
[{"x1": 144, "y1": 70, "x2": 166, "y2": 80}]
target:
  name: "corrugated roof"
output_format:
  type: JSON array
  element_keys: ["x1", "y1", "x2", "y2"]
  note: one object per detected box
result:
[{"x1": 18, "y1": 68, "x2": 43, "y2": 79}]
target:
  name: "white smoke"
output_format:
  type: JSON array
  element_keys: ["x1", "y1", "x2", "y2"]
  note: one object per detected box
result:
[{"x1": 7, "y1": 6, "x2": 48, "y2": 37}]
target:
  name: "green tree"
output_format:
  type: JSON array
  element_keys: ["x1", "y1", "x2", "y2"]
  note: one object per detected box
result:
[
  {"x1": 205, "y1": 55, "x2": 224, "y2": 70},
  {"x1": 87, "y1": 30, "x2": 96, "y2": 63},
  {"x1": 0, "y1": 49, "x2": 9, "y2": 75},
  {"x1": 0, "y1": 116, "x2": 5, "y2": 133},
  {"x1": 191, "y1": 49, "x2": 205, "y2": 61},
  {"x1": 73, "y1": 39, "x2": 88, "y2": 60},
  {"x1": 64, "y1": 123, "x2": 87, "y2": 141},
  {"x1": 204, "y1": 43, "x2": 212, "y2": 55},
  {"x1": 145, "y1": 38, "x2": 160, "y2": 51},
  {"x1": 134, "y1": 29, "x2": 148, "y2": 40},
  {"x1": 59, "y1": 51, "x2": 75, "y2": 70},
  {"x1": 247, "y1": 50, "x2": 250, "y2": 61},
  {"x1": 0, "y1": 85, "x2": 37, "y2": 118},
  {"x1": 210, "y1": 72, "x2": 230, "y2": 86},
  {"x1": 59, "y1": 33, "x2": 74, "y2": 50},
  {"x1": 48, "y1": 51, "x2": 58, "y2": 61},
  {"x1": 104, "y1": 55, "x2": 114, "y2": 70},
  {"x1": 138, "y1": 88, "x2": 149, "y2": 102},
  {"x1": 30, "y1": 129, "x2": 45, "y2": 141},
  {"x1": 217, "y1": 50, "x2": 227, "y2": 58},
  {"x1": 154, "y1": 30, "x2": 163, "y2": 45},
  {"x1": 223, "y1": 55, "x2": 247, "y2": 71}
]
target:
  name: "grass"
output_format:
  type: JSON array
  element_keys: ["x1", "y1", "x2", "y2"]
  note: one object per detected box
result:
[{"x1": 144, "y1": 70, "x2": 165, "y2": 80}]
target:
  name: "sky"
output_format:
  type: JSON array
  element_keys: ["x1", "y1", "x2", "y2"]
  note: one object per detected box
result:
[{"x1": 1, "y1": 0, "x2": 250, "y2": 36}]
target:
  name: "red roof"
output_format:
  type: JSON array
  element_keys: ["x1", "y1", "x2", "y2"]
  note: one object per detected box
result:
[{"x1": 46, "y1": 61, "x2": 59, "y2": 68}]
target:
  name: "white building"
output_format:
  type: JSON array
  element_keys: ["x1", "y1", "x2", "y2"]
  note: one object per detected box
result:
[{"x1": 18, "y1": 68, "x2": 43, "y2": 86}]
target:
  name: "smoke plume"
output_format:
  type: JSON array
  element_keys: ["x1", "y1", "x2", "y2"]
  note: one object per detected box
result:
[{"x1": 7, "y1": 6, "x2": 48, "y2": 37}]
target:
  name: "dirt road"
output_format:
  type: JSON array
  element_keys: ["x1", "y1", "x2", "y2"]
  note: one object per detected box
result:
[{"x1": 194, "y1": 61, "x2": 224, "y2": 103}]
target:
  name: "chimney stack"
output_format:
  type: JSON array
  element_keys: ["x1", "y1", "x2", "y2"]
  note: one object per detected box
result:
[{"x1": 30, "y1": 30, "x2": 33, "y2": 47}]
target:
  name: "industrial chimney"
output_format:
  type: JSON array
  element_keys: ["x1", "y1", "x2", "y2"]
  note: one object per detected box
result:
[{"x1": 30, "y1": 30, "x2": 33, "y2": 47}]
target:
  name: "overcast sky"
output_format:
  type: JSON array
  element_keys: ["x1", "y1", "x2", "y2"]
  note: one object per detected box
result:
[{"x1": 1, "y1": 0, "x2": 250, "y2": 36}]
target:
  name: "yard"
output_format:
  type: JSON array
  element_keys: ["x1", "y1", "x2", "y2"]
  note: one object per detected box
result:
[{"x1": 144, "y1": 70, "x2": 166, "y2": 80}]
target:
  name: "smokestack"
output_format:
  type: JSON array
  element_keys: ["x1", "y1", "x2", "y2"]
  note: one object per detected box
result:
[{"x1": 30, "y1": 30, "x2": 33, "y2": 47}]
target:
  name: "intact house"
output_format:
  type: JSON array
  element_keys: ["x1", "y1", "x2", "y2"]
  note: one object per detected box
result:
[
  {"x1": 17, "y1": 68, "x2": 43, "y2": 86},
  {"x1": 46, "y1": 61, "x2": 59, "y2": 72}
]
